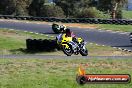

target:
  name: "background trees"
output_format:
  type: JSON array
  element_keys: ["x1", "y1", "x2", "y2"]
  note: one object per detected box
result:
[
  {"x1": 0, "y1": 0, "x2": 128, "y2": 19},
  {"x1": 40, "y1": 5, "x2": 65, "y2": 17},
  {"x1": 0, "y1": 0, "x2": 15, "y2": 15},
  {"x1": 97, "y1": 0, "x2": 127, "y2": 19}
]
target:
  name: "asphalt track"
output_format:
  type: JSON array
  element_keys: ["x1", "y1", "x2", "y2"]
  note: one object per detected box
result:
[
  {"x1": 0, "y1": 20, "x2": 132, "y2": 52},
  {"x1": 0, "y1": 55, "x2": 132, "y2": 59}
]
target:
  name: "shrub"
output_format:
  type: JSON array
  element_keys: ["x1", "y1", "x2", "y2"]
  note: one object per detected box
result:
[
  {"x1": 40, "y1": 5, "x2": 65, "y2": 18},
  {"x1": 76, "y1": 7, "x2": 110, "y2": 19}
]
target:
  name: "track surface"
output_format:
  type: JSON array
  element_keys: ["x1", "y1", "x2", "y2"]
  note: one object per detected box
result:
[
  {"x1": 0, "y1": 55, "x2": 132, "y2": 59},
  {"x1": 0, "y1": 20, "x2": 132, "y2": 51}
]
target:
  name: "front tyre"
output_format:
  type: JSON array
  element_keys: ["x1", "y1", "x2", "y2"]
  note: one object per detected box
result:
[
  {"x1": 62, "y1": 45, "x2": 73, "y2": 56},
  {"x1": 80, "y1": 48, "x2": 88, "y2": 56}
]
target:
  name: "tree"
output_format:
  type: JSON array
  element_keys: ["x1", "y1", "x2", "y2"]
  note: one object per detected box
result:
[
  {"x1": 0, "y1": 0, "x2": 15, "y2": 15},
  {"x1": 111, "y1": 0, "x2": 127, "y2": 19},
  {"x1": 55, "y1": 0, "x2": 91, "y2": 17},
  {"x1": 15, "y1": 0, "x2": 31, "y2": 16},
  {"x1": 76, "y1": 7, "x2": 110, "y2": 18},
  {"x1": 29, "y1": 0, "x2": 45, "y2": 16},
  {"x1": 40, "y1": 5, "x2": 65, "y2": 17},
  {"x1": 97, "y1": 0, "x2": 127, "y2": 19}
]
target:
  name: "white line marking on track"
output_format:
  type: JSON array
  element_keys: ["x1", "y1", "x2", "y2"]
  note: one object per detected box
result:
[
  {"x1": 40, "y1": 34, "x2": 44, "y2": 35},
  {"x1": 30, "y1": 32, "x2": 33, "y2": 34},
  {"x1": 9, "y1": 29, "x2": 14, "y2": 31},
  {"x1": 99, "y1": 30, "x2": 105, "y2": 32},
  {"x1": 95, "y1": 44, "x2": 99, "y2": 46},
  {"x1": 118, "y1": 48, "x2": 122, "y2": 50},
  {"x1": 119, "y1": 33, "x2": 127, "y2": 35},
  {"x1": 106, "y1": 30, "x2": 112, "y2": 32},
  {"x1": 89, "y1": 43, "x2": 93, "y2": 45},
  {"x1": 35, "y1": 33, "x2": 39, "y2": 34},
  {"x1": 24, "y1": 31, "x2": 28, "y2": 32},
  {"x1": 85, "y1": 30, "x2": 90, "y2": 31},
  {"x1": 102, "y1": 45, "x2": 105, "y2": 46},
  {"x1": 26, "y1": 22, "x2": 29, "y2": 23},
  {"x1": 115, "y1": 31, "x2": 121, "y2": 33},
  {"x1": 113, "y1": 47, "x2": 117, "y2": 49},
  {"x1": 51, "y1": 36, "x2": 55, "y2": 38}
]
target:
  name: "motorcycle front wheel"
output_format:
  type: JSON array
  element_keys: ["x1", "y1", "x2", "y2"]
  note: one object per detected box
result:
[
  {"x1": 62, "y1": 45, "x2": 73, "y2": 56},
  {"x1": 80, "y1": 48, "x2": 88, "y2": 56}
]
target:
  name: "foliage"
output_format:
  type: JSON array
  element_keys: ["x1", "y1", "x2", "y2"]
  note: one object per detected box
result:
[
  {"x1": 29, "y1": 0, "x2": 45, "y2": 16},
  {"x1": 55, "y1": 0, "x2": 91, "y2": 17},
  {"x1": 97, "y1": 0, "x2": 127, "y2": 19},
  {"x1": 0, "y1": 0, "x2": 15, "y2": 15},
  {"x1": 76, "y1": 7, "x2": 110, "y2": 18},
  {"x1": 0, "y1": 0, "x2": 129, "y2": 18},
  {"x1": 40, "y1": 5, "x2": 65, "y2": 17}
]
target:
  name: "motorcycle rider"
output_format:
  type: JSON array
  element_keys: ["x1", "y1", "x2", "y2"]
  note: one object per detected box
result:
[{"x1": 60, "y1": 25, "x2": 66, "y2": 32}]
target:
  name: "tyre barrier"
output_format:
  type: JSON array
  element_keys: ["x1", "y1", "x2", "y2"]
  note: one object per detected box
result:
[
  {"x1": 0, "y1": 15, "x2": 132, "y2": 25},
  {"x1": 129, "y1": 33, "x2": 132, "y2": 43},
  {"x1": 26, "y1": 39, "x2": 58, "y2": 51}
]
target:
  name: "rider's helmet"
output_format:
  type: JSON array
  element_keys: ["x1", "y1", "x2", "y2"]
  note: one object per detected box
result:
[
  {"x1": 65, "y1": 28, "x2": 71, "y2": 37},
  {"x1": 60, "y1": 25, "x2": 66, "y2": 31}
]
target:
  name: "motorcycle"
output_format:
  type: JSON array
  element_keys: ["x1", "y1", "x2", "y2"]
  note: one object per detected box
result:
[
  {"x1": 56, "y1": 34, "x2": 88, "y2": 56},
  {"x1": 52, "y1": 23, "x2": 67, "y2": 34}
]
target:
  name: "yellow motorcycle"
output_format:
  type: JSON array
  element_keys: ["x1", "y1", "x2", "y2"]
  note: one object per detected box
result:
[{"x1": 57, "y1": 34, "x2": 88, "y2": 56}]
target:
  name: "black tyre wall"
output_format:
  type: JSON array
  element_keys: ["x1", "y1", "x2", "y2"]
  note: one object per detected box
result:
[{"x1": 26, "y1": 39, "x2": 58, "y2": 51}]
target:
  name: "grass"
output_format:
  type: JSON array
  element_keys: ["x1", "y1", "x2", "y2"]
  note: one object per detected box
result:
[
  {"x1": 0, "y1": 28, "x2": 132, "y2": 56},
  {"x1": 0, "y1": 28, "x2": 55, "y2": 54},
  {"x1": 0, "y1": 58, "x2": 131, "y2": 88},
  {"x1": 95, "y1": 24, "x2": 132, "y2": 32},
  {"x1": 87, "y1": 44, "x2": 132, "y2": 56},
  {"x1": 122, "y1": 10, "x2": 132, "y2": 19}
]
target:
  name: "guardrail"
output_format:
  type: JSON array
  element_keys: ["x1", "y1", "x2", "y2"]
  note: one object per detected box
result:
[{"x1": 0, "y1": 15, "x2": 132, "y2": 25}]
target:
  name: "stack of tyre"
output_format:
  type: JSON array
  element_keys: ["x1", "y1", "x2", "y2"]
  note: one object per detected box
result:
[{"x1": 26, "y1": 39, "x2": 58, "y2": 51}]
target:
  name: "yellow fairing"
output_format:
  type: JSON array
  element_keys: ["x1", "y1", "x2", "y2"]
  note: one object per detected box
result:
[
  {"x1": 77, "y1": 38, "x2": 83, "y2": 43},
  {"x1": 61, "y1": 34, "x2": 72, "y2": 43},
  {"x1": 61, "y1": 34, "x2": 72, "y2": 48}
]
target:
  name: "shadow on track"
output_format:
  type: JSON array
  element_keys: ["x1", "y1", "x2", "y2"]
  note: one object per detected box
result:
[{"x1": 10, "y1": 48, "x2": 58, "y2": 54}]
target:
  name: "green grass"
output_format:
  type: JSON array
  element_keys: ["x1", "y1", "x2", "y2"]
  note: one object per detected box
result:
[
  {"x1": 0, "y1": 29, "x2": 55, "y2": 54},
  {"x1": 122, "y1": 10, "x2": 132, "y2": 19},
  {"x1": 95, "y1": 24, "x2": 132, "y2": 32},
  {"x1": 0, "y1": 58, "x2": 131, "y2": 88}
]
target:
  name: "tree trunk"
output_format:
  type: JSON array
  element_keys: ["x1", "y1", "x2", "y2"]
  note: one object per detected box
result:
[{"x1": 112, "y1": 3, "x2": 118, "y2": 19}]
